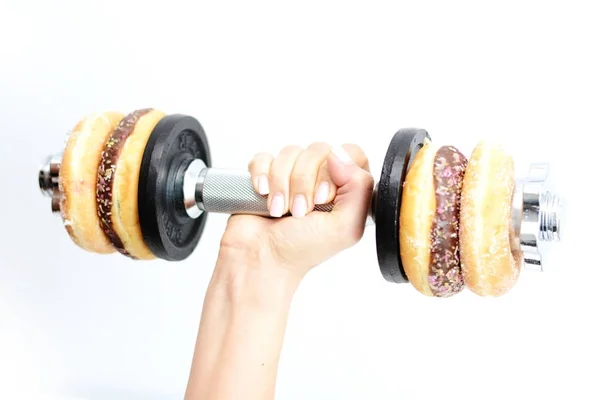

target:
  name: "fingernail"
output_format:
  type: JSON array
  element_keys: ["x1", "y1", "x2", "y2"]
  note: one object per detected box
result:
[
  {"x1": 291, "y1": 195, "x2": 307, "y2": 218},
  {"x1": 314, "y1": 181, "x2": 329, "y2": 204},
  {"x1": 331, "y1": 146, "x2": 354, "y2": 164},
  {"x1": 270, "y1": 193, "x2": 285, "y2": 217},
  {"x1": 257, "y1": 175, "x2": 270, "y2": 195}
]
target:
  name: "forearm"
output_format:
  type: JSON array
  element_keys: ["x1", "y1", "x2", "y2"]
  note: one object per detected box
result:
[{"x1": 185, "y1": 248, "x2": 301, "y2": 400}]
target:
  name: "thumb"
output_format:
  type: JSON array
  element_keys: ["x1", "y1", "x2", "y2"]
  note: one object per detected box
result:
[{"x1": 325, "y1": 146, "x2": 374, "y2": 246}]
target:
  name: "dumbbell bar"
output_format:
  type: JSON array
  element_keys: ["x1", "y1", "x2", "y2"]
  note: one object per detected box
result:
[{"x1": 39, "y1": 113, "x2": 561, "y2": 285}]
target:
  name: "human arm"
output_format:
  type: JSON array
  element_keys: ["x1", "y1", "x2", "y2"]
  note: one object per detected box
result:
[
  {"x1": 185, "y1": 143, "x2": 373, "y2": 400},
  {"x1": 184, "y1": 247, "x2": 300, "y2": 400}
]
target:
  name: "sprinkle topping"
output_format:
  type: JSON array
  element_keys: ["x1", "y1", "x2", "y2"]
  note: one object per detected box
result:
[{"x1": 429, "y1": 146, "x2": 467, "y2": 297}]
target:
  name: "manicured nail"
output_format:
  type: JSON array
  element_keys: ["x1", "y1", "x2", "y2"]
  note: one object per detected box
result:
[
  {"x1": 270, "y1": 193, "x2": 285, "y2": 217},
  {"x1": 314, "y1": 181, "x2": 329, "y2": 204},
  {"x1": 291, "y1": 195, "x2": 308, "y2": 218},
  {"x1": 331, "y1": 146, "x2": 354, "y2": 164},
  {"x1": 257, "y1": 175, "x2": 270, "y2": 195}
]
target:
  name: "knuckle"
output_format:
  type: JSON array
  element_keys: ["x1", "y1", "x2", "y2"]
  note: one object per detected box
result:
[
  {"x1": 248, "y1": 152, "x2": 272, "y2": 170},
  {"x1": 361, "y1": 170, "x2": 375, "y2": 187},
  {"x1": 353, "y1": 171, "x2": 375, "y2": 193},
  {"x1": 342, "y1": 142, "x2": 362, "y2": 153},
  {"x1": 343, "y1": 143, "x2": 368, "y2": 165},
  {"x1": 279, "y1": 145, "x2": 303, "y2": 157},
  {"x1": 247, "y1": 159, "x2": 257, "y2": 171},
  {"x1": 307, "y1": 141, "x2": 331, "y2": 152},
  {"x1": 253, "y1": 151, "x2": 272, "y2": 158}
]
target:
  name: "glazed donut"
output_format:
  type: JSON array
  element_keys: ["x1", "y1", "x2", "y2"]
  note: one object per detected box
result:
[
  {"x1": 459, "y1": 140, "x2": 523, "y2": 297},
  {"x1": 96, "y1": 108, "x2": 167, "y2": 260},
  {"x1": 399, "y1": 140, "x2": 468, "y2": 297},
  {"x1": 59, "y1": 111, "x2": 125, "y2": 254}
]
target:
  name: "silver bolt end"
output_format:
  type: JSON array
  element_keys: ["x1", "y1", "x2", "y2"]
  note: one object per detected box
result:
[
  {"x1": 539, "y1": 191, "x2": 561, "y2": 242},
  {"x1": 39, "y1": 152, "x2": 63, "y2": 214},
  {"x1": 39, "y1": 155, "x2": 56, "y2": 197},
  {"x1": 512, "y1": 163, "x2": 562, "y2": 272}
]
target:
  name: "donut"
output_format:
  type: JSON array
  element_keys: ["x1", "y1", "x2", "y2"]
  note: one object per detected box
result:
[
  {"x1": 459, "y1": 140, "x2": 523, "y2": 297},
  {"x1": 96, "y1": 108, "x2": 167, "y2": 260},
  {"x1": 399, "y1": 140, "x2": 468, "y2": 297},
  {"x1": 59, "y1": 111, "x2": 125, "y2": 253}
]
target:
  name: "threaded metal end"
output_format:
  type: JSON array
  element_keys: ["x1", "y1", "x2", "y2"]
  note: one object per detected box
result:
[
  {"x1": 38, "y1": 153, "x2": 62, "y2": 197},
  {"x1": 539, "y1": 191, "x2": 560, "y2": 241},
  {"x1": 38, "y1": 156, "x2": 55, "y2": 196}
]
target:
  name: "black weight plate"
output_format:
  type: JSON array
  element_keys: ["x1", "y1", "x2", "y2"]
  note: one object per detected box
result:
[
  {"x1": 375, "y1": 128, "x2": 430, "y2": 283},
  {"x1": 138, "y1": 114, "x2": 212, "y2": 261}
]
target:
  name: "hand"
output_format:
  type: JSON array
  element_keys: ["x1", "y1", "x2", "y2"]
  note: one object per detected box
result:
[{"x1": 219, "y1": 142, "x2": 374, "y2": 278}]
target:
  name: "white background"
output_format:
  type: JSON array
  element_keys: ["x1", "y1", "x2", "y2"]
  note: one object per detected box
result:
[{"x1": 0, "y1": 1, "x2": 597, "y2": 399}]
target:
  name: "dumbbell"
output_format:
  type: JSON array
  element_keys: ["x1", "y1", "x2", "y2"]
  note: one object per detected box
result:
[{"x1": 38, "y1": 110, "x2": 562, "y2": 292}]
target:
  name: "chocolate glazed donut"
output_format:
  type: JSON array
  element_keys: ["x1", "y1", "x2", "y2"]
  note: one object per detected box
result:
[
  {"x1": 428, "y1": 146, "x2": 467, "y2": 297},
  {"x1": 96, "y1": 108, "x2": 153, "y2": 258},
  {"x1": 399, "y1": 141, "x2": 468, "y2": 297}
]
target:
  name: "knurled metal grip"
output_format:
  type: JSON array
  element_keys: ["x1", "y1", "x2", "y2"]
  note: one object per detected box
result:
[{"x1": 190, "y1": 165, "x2": 333, "y2": 217}]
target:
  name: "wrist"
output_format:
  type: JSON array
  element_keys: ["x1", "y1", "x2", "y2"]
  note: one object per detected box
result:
[{"x1": 211, "y1": 245, "x2": 303, "y2": 310}]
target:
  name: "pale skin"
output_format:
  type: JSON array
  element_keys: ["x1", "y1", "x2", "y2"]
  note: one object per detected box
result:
[{"x1": 184, "y1": 142, "x2": 374, "y2": 400}]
